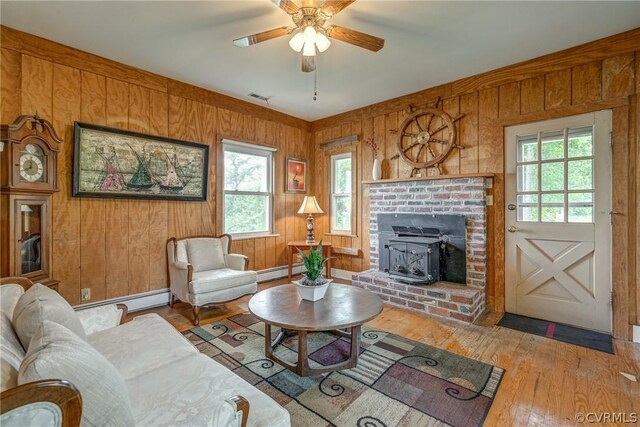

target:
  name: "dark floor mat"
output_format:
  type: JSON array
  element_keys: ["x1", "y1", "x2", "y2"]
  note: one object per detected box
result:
[{"x1": 497, "y1": 313, "x2": 614, "y2": 354}]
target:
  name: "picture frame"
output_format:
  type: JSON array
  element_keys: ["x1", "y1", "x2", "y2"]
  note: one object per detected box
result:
[
  {"x1": 73, "y1": 122, "x2": 209, "y2": 201},
  {"x1": 285, "y1": 157, "x2": 307, "y2": 193}
]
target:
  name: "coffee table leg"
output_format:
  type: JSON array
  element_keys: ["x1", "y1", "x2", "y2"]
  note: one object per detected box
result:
[
  {"x1": 264, "y1": 323, "x2": 273, "y2": 359},
  {"x1": 297, "y1": 330, "x2": 309, "y2": 376},
  {"x1": 349, "y1": 325, "x2": 362, "y2": 368}
]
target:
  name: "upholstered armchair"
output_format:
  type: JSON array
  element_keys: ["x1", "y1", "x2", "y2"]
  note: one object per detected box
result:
[{"x1": 167, "y1": 235, "x2": 258, "y2": 325}]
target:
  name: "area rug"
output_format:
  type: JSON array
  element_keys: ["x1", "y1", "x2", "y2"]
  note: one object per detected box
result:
[
  {"x1": 497, "y1": 312, "x2": 614, "y2": 354},
  {"x1": 184, "y1": 313, "x2": 504, "y2": 427}
]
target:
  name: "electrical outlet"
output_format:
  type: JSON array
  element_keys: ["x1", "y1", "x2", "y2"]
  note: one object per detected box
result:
[
  {"x1": 485, "y1": 195, "x2": 494, "y2": 206},
  {"x1": 296, "y1": 254, "x2": 302, "y2": 263},
  {"x1": 81, "y1": 288, "x2": 91, "y2": 301}
]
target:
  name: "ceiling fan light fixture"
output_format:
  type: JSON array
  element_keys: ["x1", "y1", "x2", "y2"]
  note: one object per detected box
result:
[
  {"x1": 315, "y1": 32, "x2": 331, "y2": 52},
  {"x1": 289, "y1": 32, "x2": 305, "y2": 52},
  {"x1": 302, "y1": 41, "x2": 316, "y2": 57},
  {"x1": 303, "y1": 25, "x2": 317, "y2": 43}
]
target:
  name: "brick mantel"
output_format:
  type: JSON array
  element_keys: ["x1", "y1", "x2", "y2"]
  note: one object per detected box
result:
[{"x1": 356, "y1": 175, "x2": 492, "y2": 324}]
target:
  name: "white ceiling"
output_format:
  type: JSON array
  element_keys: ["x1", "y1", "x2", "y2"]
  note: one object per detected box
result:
[{"x1": 2, "y1": 1, "x2": 639, "y2": 121}]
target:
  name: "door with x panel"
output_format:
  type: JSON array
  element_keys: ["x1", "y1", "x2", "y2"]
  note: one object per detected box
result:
[{"x1": 505, "y1": 111, "x2": 612, "y2": 333}]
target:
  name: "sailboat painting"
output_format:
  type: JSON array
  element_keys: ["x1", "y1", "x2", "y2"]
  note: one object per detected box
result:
[{"x1": 73, "y1": 122, "x2": 209, "y2": 201}]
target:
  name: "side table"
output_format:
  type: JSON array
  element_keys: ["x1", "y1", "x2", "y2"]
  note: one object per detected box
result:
[{"x1": 287, "y1": 241, "x2": 332, "y2": 280}]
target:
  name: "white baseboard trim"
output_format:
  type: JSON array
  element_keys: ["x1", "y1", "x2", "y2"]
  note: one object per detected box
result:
[
  {"x1": 331, "y1": 268, "x2": 357, "y2": 281},
  {"x1": 73, "y1": 264, "x2": 307, "y2": 313},
  {"x1": 633, "y1": 325, "x2": 640, "y2": 343}
]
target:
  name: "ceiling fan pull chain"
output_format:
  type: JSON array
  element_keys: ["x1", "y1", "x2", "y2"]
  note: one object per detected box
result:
[{"x1": 313, "y1": 69, "x2": 318, "y2": 101}]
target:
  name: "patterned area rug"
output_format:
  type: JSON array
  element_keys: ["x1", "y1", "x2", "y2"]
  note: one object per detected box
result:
[{"x1": 184, "y1": 313, "x2": 504, "y2": 427}]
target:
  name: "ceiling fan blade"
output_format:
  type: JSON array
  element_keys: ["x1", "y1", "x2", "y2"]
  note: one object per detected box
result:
[
  {"x1": 233, "y1": 27, "x2": 291, "y2": 47},
  {"x1": 326, "y1": 25, "x2": 384, "y2": 52},
  {"x1": 271, "y1": 0, "x2": 300, "y2": 14},
  {"x1": 320, "y1": 0, "x2": 356, "y2": 17},
  {"x1": 302, "y1": 55, "x2": 316, "y2": 72}
]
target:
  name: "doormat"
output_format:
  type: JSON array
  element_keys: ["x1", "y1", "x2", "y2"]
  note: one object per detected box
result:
[
  {"x1": 185, "y1": 313, "x2": 505, "y2": 427},
  {"x1": 497, "y1": 313, "x2": 614, "y2": 354}
]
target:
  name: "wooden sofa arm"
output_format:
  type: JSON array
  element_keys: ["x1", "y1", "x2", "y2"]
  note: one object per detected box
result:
[
  {"x1": 0, "y1": 380, "x2": 82, "y2": 427},
  {"x1": 226, "y1": 395, "x2": 250, "y2": 427}
]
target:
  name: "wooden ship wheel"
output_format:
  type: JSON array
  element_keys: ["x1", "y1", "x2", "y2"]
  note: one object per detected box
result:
[{"x1": 394, "y1": 98, "x2": 465, "y2": 176}]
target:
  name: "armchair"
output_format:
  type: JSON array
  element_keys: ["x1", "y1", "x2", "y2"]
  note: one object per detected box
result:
[{"x1": 167, "y1": 234, "x2": 258, "y2": 325}]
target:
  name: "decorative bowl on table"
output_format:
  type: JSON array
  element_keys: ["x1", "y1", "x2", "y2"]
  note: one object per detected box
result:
[{"x1": 293, "y1": 278, "x2": 332, "y2": 302}]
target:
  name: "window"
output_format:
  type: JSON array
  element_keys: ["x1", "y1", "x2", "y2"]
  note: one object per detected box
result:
[
  {"x1": 223, "y1": 141, "x2": 274, "y2": 236},
  {"x1": 331, "y1": 152, "x2": 352, "y2": 233},
  {"x1": 516, "y1": 126, "x2": 594, "y2": 223}
]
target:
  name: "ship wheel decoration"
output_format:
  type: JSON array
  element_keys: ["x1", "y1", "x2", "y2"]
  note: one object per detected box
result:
[{"x1": 392, "y1": 97, "x2": 465, "y2": 177}]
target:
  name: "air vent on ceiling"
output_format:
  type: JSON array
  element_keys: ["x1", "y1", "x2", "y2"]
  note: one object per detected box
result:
[{"x1": 248, "y1": 93, "x2": 270, "y2": 101}]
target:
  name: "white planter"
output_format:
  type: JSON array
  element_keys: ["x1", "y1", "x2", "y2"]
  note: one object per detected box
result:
[
  {"x1": 372, "y1": 159, "x2": 382, "y2": 180},
  {"x1": 293, "y1": 279, "x2": 332, "y2": 302}
]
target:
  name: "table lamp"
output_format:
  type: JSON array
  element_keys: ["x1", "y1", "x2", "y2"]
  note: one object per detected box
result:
[{"x1": 297, "y1": 196, "x2": 324, "y2": 244}]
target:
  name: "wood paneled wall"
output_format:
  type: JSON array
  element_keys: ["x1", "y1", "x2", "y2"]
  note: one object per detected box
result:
[
  {"x1": 0, "y1": 26, "x2": 310, "y2": 306},
  {"x1": 311, "y1": 28, "x2": 640, "y2": 340}
]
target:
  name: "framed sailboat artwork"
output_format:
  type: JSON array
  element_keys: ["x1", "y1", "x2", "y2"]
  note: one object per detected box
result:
[{"x1": 72, "y1": 122, "x2": 209, "y2": 201}]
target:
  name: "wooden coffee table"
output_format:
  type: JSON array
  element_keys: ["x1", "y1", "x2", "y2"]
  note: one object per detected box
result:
[{"x1": 248, "y1": 284, "x2": 383, "y2": 377}]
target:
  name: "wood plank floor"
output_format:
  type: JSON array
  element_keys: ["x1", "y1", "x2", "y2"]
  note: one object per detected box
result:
[{"x1": 131, "y1": 277, "x2": 640, "y2": 426}]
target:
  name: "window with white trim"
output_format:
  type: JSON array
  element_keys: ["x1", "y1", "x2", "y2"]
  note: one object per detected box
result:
[
  {"x1": 330, "y1": 152, "x2": 352, "y2": 233},
  {"x1": 516, "y1": 126, "x2": 594, "y2": 223},
  {"x1": 223, "y1": 141, "x2": 274, "y2": 236}
]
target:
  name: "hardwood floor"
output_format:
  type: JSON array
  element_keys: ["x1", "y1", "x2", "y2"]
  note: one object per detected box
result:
[{"x1": 131, "y1": 277, "x2": 640, "y2": 426}]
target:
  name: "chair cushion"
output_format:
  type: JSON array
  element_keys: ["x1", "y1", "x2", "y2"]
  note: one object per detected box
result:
[
  {"x1": 127, "y1": 353, "x2": 290, "y2": 427},
  {"x1": 88, "y1": 313, "x2": 198, "y2": 381},
  {"x1": 19, "y1": 321, "x2": 135, "y2": 427},
  {"x1": 190, "y1": 268, "x2": 258, "y2": 294},
  {"x1": 12, "y1": 284, "x2": 86, "y2": 349},
  {"x1": 187, "y1": 238, "x2": 226, "y2": 272}
]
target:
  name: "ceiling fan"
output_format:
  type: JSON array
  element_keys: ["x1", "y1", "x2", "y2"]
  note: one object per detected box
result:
[{"x1": 233, "y1": 0, "x2": 385, "y2": 72}]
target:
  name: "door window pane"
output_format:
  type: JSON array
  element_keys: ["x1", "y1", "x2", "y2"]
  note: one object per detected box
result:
[
  {"x1": 541, "y1": 162, "x2": 564, "y2": 191},
  {"x1": 517, "y1": 135, "x2": 538, "y2": 162},
  {"x1": 517, "y1": 164, "x2": 538, "y2": 192},
  {"x1": 568, "y1": 127, "x2": 593, "y2": 158},
  {"x1": 568, "y1": 159, "x2": 593, "y2": 190},
  {"x1": 541, "y1": 205, "x2": 564, "y2": 223},
  {"x1": 517, "y1": 194, "x2": 538, "y2": 222},
  {"x1": 568, "y1": 193, "x2": 593, "y2": 223},
  {"x1": 541, "y1": 131, "x2": 564, "y2": 160}
]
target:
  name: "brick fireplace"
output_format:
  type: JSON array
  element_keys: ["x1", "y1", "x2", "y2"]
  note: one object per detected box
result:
[{"x1": 352, "y1": 175, "x2": 491, "y2": 323}]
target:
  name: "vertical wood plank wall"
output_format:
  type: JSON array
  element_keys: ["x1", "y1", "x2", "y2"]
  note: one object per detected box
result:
[
  {"x1": 0, "y1": 27, "x2": 310, "y2": 306},
  {"x1": 311, "y1": 31, "x2": 640, "y2": 339}
]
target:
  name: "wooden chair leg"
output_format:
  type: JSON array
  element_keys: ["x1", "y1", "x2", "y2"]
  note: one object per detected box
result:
[
  {"x1": 170, "y1": 293, "x2": 176, "y2": 308},
  {"x1": 193, "y1": 306, "x2": 201, "y2": 326}
]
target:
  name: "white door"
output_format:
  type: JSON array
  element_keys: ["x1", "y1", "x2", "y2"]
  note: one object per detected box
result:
[{"x1": 505, "y1": 111, "x2": 612, "y2": 333}]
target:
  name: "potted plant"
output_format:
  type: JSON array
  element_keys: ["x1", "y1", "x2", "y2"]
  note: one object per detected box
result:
[{"x1": 293, "y1": 242, "x2": 333, "y2": 302}]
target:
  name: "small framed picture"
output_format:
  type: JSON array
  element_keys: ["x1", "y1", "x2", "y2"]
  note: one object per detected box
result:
[{"x1": 285, "y1": 157, "x2": 307, "y2": 193}]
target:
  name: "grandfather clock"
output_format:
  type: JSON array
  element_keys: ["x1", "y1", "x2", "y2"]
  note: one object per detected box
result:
[{"x1": 1, "y1": 114, "x2": 61, "y2": 290}]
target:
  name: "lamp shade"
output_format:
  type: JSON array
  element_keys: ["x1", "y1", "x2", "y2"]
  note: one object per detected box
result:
[
  {"x1": 297, "y1": 196, "x2": 324, "y2": 215},
  {"x1": 315, "y1": 32, "x2": 331, "y2": 52}
]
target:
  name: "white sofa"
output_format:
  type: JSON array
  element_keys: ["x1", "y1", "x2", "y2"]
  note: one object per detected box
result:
[
  {"x1": 0, "y1": 281, "x2": 290, "y2": 427},
  {"x1": 167, "y1": 235, "x2": 258, "y2": 325}
]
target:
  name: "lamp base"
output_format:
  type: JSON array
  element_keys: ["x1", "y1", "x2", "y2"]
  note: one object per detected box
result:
[{"x1": 305, "y1": 214, "x2": 315, "y2": 245}]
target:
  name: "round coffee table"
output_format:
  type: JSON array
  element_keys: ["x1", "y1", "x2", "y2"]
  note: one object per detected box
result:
[{"x1": 248, "y1": 283, "x2": 383, "y2": 377}]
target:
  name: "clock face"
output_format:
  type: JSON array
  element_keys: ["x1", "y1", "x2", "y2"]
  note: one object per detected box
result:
[{"x1": 19, "y1": 144, "x2": 46, "y2": 183}]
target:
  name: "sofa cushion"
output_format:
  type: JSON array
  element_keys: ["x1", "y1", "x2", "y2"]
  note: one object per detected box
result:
[
  {"x1": 19, "y1": 321, "x2": 135, "y2": 427},
  {"x1": 127, "y1": 353, "x2": 290, "y2": 427},
  {"x1": 186, "y1": 238, "x2": 226, "y2": 272},
  {"x1": 190, "y1": 268, "x2": 258, "y2": 294},
  {"x1": 88, "y1": 313, "x2": 198, "y2": 381},
  {"x1": 1, "y1": 285, "x2": 26, "y2": 391},
  {"x1": 12, "y1": 284, "x2": 86, "y2": 349}
]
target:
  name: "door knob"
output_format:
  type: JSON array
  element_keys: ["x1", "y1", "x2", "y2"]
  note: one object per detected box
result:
[{"x1": 507, "y1": 225, "x2": 519, "y2": 233}]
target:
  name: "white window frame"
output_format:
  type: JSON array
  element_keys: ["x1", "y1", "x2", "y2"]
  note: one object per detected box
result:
[
  {"x1": 330, "y1": 152, "x2": 353, "y2": 234},
  {"x1": 222, "y1": 140, "x2": 275, "y2": 238}
]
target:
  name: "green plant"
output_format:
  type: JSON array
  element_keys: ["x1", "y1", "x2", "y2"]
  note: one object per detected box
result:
[{"x1": 296, "y1": 241, "x2": 332, "y2": 285}]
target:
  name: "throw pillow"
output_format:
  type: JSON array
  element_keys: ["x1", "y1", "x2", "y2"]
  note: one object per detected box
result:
[
  {"x1": 18, "y1": 321, "x2": 135, "y2": 427},
  {"x1": 12, "y1": 284, "x2": 86, "y2": 349},
  {"x1": 186, "y1": 238, "x2": 226, "y2": 272}
]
